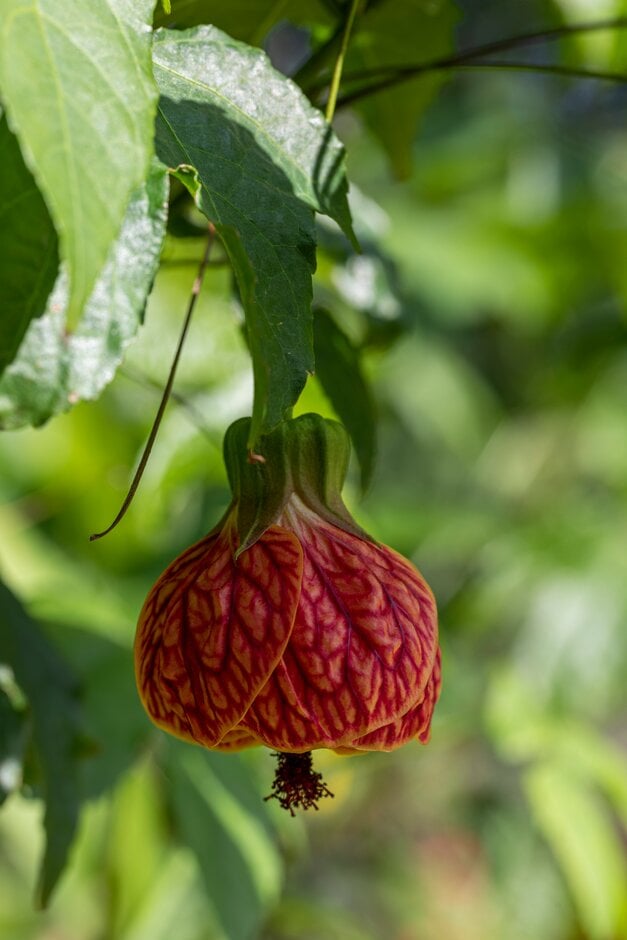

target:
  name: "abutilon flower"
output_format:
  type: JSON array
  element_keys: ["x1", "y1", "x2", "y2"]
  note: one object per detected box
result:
[{"x1": 136, "y1": 414, "x2": 440, "y2": 812}]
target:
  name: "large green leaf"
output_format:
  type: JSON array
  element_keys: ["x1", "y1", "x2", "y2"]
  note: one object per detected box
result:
[
  {"x1": 0, "y1": 113, "x2": 58, "y2": 378},
  {"x1": 0, "y1": 0, "x2": 158, "y2": 324},
  {"x1": 152, "y1": 25, "x2": 355, "y2": 442},
  {"x1": 0, "y1": 581, "x2": 83, "y2": 907},
  {"x1": 166, "y1": 742, "x2": 282, "y2": 940},
  {"x1": 0, "y1": 161, "x2": 169, "y2": 430},
  {"x1": 348, "y1": 0, "x2": 459, "y2": 179},
  {"x1": 313, "y1": 308, "x2": 376, "y2": 489}
]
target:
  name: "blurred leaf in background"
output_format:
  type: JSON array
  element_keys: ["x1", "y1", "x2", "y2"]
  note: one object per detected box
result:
[{"x1": 0, "y1": 582, "x2": 84, "y2": 908}]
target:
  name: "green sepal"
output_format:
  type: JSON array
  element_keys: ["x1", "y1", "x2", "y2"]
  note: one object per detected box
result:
[
  {"x1": 286, "y1": 414, "x2": 371, "y2": 541},
  {"x1": 223, "y1": 417, "x2": 292, "y2": 556},
  {"x1": 222, "y1": 413, "x2": 371, "y2": 556}
]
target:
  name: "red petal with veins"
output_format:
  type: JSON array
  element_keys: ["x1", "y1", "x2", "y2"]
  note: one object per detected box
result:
[
  {"x1": 341, "y1": 648, "x2": 442, "y2": 752},
  {"x1": 241, "y1": 511, "x2": 438, "y2": 751},
  {"x1": 135, "y1": 523, "x2": 303, "y2": 747}
]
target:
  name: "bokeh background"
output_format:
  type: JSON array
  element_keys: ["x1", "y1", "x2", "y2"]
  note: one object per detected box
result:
[{"x1": 2, "y1": 1, "x2": 627, "y2": 938}]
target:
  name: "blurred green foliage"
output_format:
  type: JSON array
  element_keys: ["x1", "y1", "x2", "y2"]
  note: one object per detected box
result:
[{"x1": 2, "y1": 1, "x2": 627, "y2": 939}]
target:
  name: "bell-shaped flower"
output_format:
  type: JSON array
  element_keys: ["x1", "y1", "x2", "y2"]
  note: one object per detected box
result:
[{"x1": 136, "y1": 415, "x2": 440, "y2": 810}]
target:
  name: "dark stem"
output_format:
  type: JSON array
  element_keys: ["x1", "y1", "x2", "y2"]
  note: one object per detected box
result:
[
  {"x1": 338, "y1": 61, "x2": 626, "y2": 106},
  {"x1": 160, "y1": 258, "x2": 229, "y2": 269},
  {"x1": 293, "y1": 20, "x2": 345, "y2": 89},
  {"x1": 89, "y1": 223, "x2": 216, "y2": 541},
  {"x1": 119, "y1": 364, "x2": 218, "y2": 446},
  {"x1": 451, "y1": 61, "x2": 626, "y2": 83},
  {"x1": 300, "y1": 15, "x2": 627, "y2": 103},
  {"x1": 293, "y1": 0, "x2": 386, "y2": 89}
]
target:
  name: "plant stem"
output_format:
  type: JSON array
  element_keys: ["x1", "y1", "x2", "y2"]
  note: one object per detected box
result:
[
  {"x1": 293, "y1": 22, "x2": 346, "y2": 90},
  {"x1": 325, "y1": 0, "x2": 362, "y2": 122},
  {"x1": 456, "y1": 61, "x2": 626, "y2": 83},
  {"x1": 295, "y1": 0, "x2": 369, "y2": 100},
  {"x1": 303, "y1": 15, "x2": 627, "y2": 103},
  {"x1": 339, "y1": 61, "x2": 626, "y2": 106},
  {"x1": 119, "y1": 365, "x2": 218, "y2": 446},
  {"x1": 89, "y1": 223, "x2": 216, "y2": 542}
]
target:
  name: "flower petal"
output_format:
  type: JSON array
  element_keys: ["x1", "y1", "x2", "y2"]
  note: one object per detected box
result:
[
  {"x1": 342, "y1": 648, "x2": 442, "y2": 752},
  {"x1": 242, "y1": 513, "x2": 438, "y2": 751},
  {"x1": 214, "y1": 727, "x2": 261, "y2": 752},
  {"x1": 135, "y1": 524, "x2": 303, "y2": 747}
]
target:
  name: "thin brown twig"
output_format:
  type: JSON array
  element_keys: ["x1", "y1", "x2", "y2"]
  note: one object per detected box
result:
[
  {"x1": 452, "y1": 61, "x2": 626, "y2": 83},
  {"x1": 119, "y1": 364, "x2": 218, "y2": 446},
  {"x1": 300, "y1": 15, "x2": 627, "y2": 104},
  {"x1": 338, "y1": 61, "x2": 627, "y2": 106},
  {"x1": 160, "y1": 257, "x2": 229, "y2": 269},
  {"x1": 89, "y1": 223, "x2": 216, "y2": 541}
]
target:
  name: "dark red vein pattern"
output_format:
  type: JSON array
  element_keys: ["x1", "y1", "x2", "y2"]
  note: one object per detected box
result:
[
  {"x1": 240, "y1": 508, "x2": 439, "y2": 751},
  {"x1": 135, "y1": 499, "x2": 440, "y2": 754},
  {"x1": 337, "y1": 648, "x2": 442, "y2": 753},
  {"x1": 135, "y1": 522, "x2": 303, "y2": 747}
]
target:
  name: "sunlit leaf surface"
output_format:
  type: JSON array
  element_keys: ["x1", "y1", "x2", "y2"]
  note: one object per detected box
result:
[{"x1": 0, "y1": 0, "x2": 158, "y2": 322}]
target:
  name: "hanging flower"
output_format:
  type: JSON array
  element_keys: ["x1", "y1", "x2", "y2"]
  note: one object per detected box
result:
[{"x1": 135, "y1": 414, "x2": 440, "y2": 812}]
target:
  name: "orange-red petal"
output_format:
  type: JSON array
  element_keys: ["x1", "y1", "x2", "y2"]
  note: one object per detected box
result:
[
  {"x1": 342, "y1": 648, "x2": 442, "y2": 752},
  {"x1": 135, "y1": 523, "x2": 303, "y2": 747},
  {"x1": 241, "y1": 514, "x2": 438, "y2": 751},
  {"x1": 214, "y1": 727, "x2": 261, "y2": 752}
]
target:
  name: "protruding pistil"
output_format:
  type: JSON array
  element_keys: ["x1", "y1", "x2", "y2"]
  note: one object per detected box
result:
[{"x1": 265, "y1": 751, "x2": 334, "y2": 815}]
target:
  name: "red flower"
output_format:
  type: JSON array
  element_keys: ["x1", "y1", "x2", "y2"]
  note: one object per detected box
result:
[{"x1": 135, "y1": 415, "x2": 440, "y2": 808}]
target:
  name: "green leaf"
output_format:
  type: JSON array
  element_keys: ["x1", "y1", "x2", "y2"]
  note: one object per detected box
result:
[
  {"x1": 0, "y1": 0, "x2": 158, "y2": 324},
  {"x1": 106, "y1": 758, "x2": 170, "y2": 935},
  {"x1": 166, "y1": 742, "x2": 282, "y2": 940},
  {"x1": 152, "y1": 25, "x2": 355, "y2": 441},
  {"x1": 313, "y1": 308, "x2": 376, "y2": 488},
  {"x1": 0, "y1": 113, "x2": 58, "y2": 378},
  {"x1": 43, "y1": 624, "x2": 149, "y2": 800},
  {"x1": 349, "y1": 0, "x2": 459, "y2": 179},
  {"x1": 0, "y1": 581, "x2": 83, "y2": 907},
  {"x1": 525, "y1": 762, "x2": 627, "y2": 940},
  {"x1": 0, "y1": 679, "x2": 29, "y2": 806},
  {"x1": 154, "y1": 0, "x2": 332, "y2": 41},
  {"x1": 0, "y1": 161, "x2": 169, "y2": 430}
]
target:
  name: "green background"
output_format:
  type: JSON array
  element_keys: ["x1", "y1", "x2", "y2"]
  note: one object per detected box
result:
[{"x1": 2, "y1": 1, "x2": 627, "y2": 938}]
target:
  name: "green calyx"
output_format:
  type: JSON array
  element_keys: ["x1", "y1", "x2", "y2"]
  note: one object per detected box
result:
[{"x1": 223, "y1": 413, "x2": 371, "y2": 555}]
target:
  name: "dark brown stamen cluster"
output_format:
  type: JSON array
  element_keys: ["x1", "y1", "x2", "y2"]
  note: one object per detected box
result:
[{"x1": 265, "y1": 751, "x2": 334, "y2": 815}]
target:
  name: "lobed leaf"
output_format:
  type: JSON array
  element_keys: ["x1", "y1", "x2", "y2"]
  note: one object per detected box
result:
[
  {"x1": 152, "y1": 25, "x2": 355, "y2": 441},
  {"x1": 0, "y1": 0, "x2": 158, "y2": 323},
  {"x1": 0, "y1": 161, "x2": 169, "y2": 430},
  {"x1": 0, "y1": 113, "x2": 59, "y2": 378}
]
